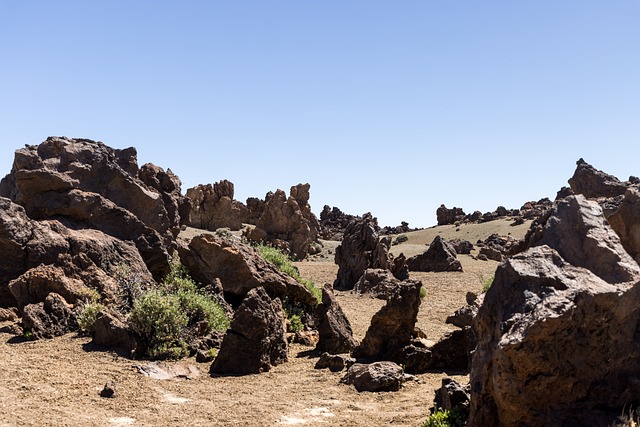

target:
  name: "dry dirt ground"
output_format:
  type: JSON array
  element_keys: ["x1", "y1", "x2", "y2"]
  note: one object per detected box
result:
[{"x1": 0, "y1": 219, "x2": 529, "y2": 427}]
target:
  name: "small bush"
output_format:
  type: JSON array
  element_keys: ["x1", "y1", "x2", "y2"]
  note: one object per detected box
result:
[
  {"x1": 393, "y1": 234, "x2": 409, "y2": 245},
  {"x1": 77, "y1": 301, "x2": 106, "y2": 333},
  {"x1": 288, "y1": 314, "x2": 304, "y2": 333},
  {"x1": 419, "y1": 287, "x2": 427, "y2": 299},
  {"x1": 422, "y1": 407, "x2": 467, "y2": 427},
  {"x1": 257, "y1": 244, "x2": 321, "y2": 303},
  {"x1": 481, "y1": 275, "x2": 494, "y2": 293}
]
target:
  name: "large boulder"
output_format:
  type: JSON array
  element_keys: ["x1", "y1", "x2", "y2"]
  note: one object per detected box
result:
[
  {"x1": 607, "y1": 187, "x2": 640, "y2": 265},
  {"x1": 468, "y1": 195, "x2": 640, "y2": 427},
  {"x1": 352, "y1": 280, "x2": 422, "y2": 361},
  {"x1": 210, "y1": 287, "x2": 287, "y2": 375},
  {"x1": 186, "y1": 181, "x2": 248, "y2": 231},
  {"x1": 246, "y1": 184, "x2": 320, "y2": 260},
  {"x1": 178, "y1": 233, "x2": 317, "y2": 308},
  {"x1": 436, "y1": 205, "x2": 465, "y2": 226},
  {"x1": 315, "y1": 284, "x2": 358, "y2": 354},
  {"x1": 340, "y1": 361, "x2": 406, "y2": 392},
  {"x1": 0, "y1": 198, "x2": 153, "y2": 309},
  {"x1": 138, "y1": 163, "x2": 191, "y2": 230},
  {"x1": 22, "y1": 293, "x2": 77, "y2": 339},
  {"x1": 407, "y1": 236, "x2": 463, "y2": 272},
  {"x1": 568, "y1": 158, "x2": 630, "y2": 199},
  {"x1": 0, "y1": 137, "x2": 174, "y2": 278}
]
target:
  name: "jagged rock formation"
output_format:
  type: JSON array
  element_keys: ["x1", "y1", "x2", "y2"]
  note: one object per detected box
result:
[
  {"x1": 178, "y1": 233, "x2": 317, "y2": 308},
  {"x1": 436, "y1": 205, "x2": 466, "y2": 225},
  {"x1": 468, "y1": 195, "x2": 640, "y2": 426},
  {"x1": 210, "y1": 287, "x2": 287, "y2": 375},
  {"x1": 340, "y1": 361, "x2": 407, "y2": 392},
  {"x1": 186, "y1": 180, "x2": 248, "y2": 231},
  {"x1": 407, "y1": 236, "x2": 463, "y2": 272},
  {"x1": 246, "y1": 184, "x2": 320, "y2": 260},
  {"x1": 315, "y1": 284, "x2": 358, "y2": 354},
  {"x1": 568, "y1": 158, "x2": 631, "y2": 199},
  {"x1": 0, "y1": 137, "x2": 179, "y2": 279}
]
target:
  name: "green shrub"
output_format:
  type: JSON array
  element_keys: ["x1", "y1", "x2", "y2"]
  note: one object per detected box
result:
[
  {"x1": 77, "y1": 301, "x2": 105, "y2": 333},
  {"x1": 257, "y1": 244, "x2": 321, "y2": 303},
  {"x1": 481, "y1": 275, "x2": 494, "y2": 293},
  {"x1": 422, "y1": 407, "x2": 467, "y2": 427},
  {"x1": 128, "y1": 261, "x2": 230, "y2": 359},
  {"x1": 288, "y1": 314, "x2": 304, "y2": 333},
  {"x1": 393, "y1": 234, "x2": 409, "y2": 245},
  {"x1": 419, "y1": 287, "x2": 427, "y2": 299}
]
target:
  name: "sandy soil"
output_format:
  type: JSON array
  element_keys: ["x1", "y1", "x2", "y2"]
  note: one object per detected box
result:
[{"x1": 0, "y1": 221, "x2": 516, "y2": 427}]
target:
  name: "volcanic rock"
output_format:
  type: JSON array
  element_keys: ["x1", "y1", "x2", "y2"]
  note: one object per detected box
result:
[
  {"x1": 607, "y1": 187, "x2": 640, "y2": 265},
  {"x1": 314, "y1": 352, "x2": 355, "y2": 372},
  {"x1": 315, "y1": 284, "x2": 358, "y2": 354},
  {"x1": 186, "y1": 181, "x2": 249, "y2": 231},
  {"x1": 210, "y1": 287, "x2": 288, "y2": 375},
  {"x1": 22, "y1": 293, "x2": 77, "y2": 339},
  {"x1": 340, "y1": 361, "x2": 406, "y2": 392},
  {"x1": 568, "y1": 158, "x2": 630, "y2": 199},
  {"x1": 468, "y1": 195, "x2": 640, "y2": 427},
  {"x1": 178, "y1": 233, "x2": 317, "y2": 308},
  {"x1": 436, "y1": 205, "x2": 465, "y2": 226},
  {"x1": 407, "y1": 236, "x2": 462, "y2": 272}
]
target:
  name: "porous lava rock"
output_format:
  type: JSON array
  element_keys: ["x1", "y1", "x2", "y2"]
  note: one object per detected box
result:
[
  {"x1": 22, "y1": 293, "x2": 77, "y2": 339},
  {"x1": 315, "y1": 284, "x2": 358, "y2": 354},
  {"x1": 468, "y1": 195, "x2": 640, "y2": 427},
  {"x1": 246, "y1": 184, "x2": 320, "y2": 260},
  {"x1": 352, "y1": 280, "x2": 422, "y2": 361},
  {"x1": 210, "y1": 287, "x2": 287, "y2": 375},
  {"x1": 340, "y1": 361, "x2": 406, "y2": 392},
  {"x1": 178, "y1": 233, "x2": 317, "y2": 308},
  {"x1": 186, "y1": 180, "x2": 248, "y2": 231},
  {"x1": 407, "y1": 236, "x2": 462, "y2": 272}
]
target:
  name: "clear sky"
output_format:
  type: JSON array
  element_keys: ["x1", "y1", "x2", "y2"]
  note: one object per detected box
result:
[{"x1": 1, "y1": 1, "x2": 639, "y2": 227}]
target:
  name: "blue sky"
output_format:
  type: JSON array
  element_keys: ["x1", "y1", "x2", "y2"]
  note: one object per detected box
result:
[{"x1": 1, "y1": 1, "x2": 639, "y2": 227}]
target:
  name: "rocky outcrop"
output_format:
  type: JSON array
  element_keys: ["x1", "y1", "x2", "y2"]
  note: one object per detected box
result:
[
  {"x1": 468, "y1": 195, "x2": 640, "y2": 427},
  {"x1": 340, "y1": 361, "x2": 407, "y2": 392},
  {"x1": 333, "y1": 214, "x2": 406, "y2": 290},
  {"x1": 352, "y1": 280, "x2": 422, "y2": 361},
  {"x1": 568, "y1": 158, "x2": 630, "y2": 199},
  {"x1": 436, "y1": 205, "x2": 465, "y2": 226},
  {"x1": 22, "y1": 293, "x2": 77, "y2": 339},
  {"x1": 0, "y1": 137, "x2": 175, "y2": 278},
  {"x1": 0, "y1": 197, "x2": 153, "y2": 309},
  {"x1": 210, "y1": 287, "x2": 287, "y2": 375},
  {"x1": 314, "y1": 352, "x2": 355, "y2": 372},
  {"x1": 315, "y1": 284, "x2": 358, "y2": 354},
  {"x1": 186, "y1": 181, "x2": 248, "y2": 231},
  {"x1": 407, "y1": 236, "x2": 463, "y2": 272},
  {"x1": 138, "y1": 163, "x2": 191, "y2": 230},
  {"x1": 178, "y1": 233, "x2": 317, "y2": 308},
  {"x1": 476, "y1": 233, "x2": 518, "y2": 262},
  {"x1": 246, "y1": 184, "x2": 320, "y2": 260},
  {"x1": 432, "y1": 378, "x2": 471, "y2": 416},
  {"x1": 607, "y1": 187, "x2": 640, "y2": 265},
  {"x1": 319, "y1": 206, "x2": 359, "y2": 240}
]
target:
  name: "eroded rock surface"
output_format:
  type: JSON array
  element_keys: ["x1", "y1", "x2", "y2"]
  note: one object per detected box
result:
[
  {"x1": 315, "y1": 284, "x2": 358, "y2": 354},
  {"x1": 407, "y1": 236, "x2": 462, "y2": 272},
  {"x1": 186, "y1": 181, "x2": 248, "y2": 231}
]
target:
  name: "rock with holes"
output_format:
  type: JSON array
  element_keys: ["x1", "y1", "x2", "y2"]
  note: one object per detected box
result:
[
  {"x1": 22, "y1": 293, "x2": 77, "y2": 339},
  {"x1": 186, "y1": 181, "x2": 248, "y2": 231},
  {"x1": 210, "y1": 287, "x2": 288, "y2": 375}
]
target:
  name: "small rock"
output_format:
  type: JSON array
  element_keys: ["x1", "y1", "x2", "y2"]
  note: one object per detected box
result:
[{"x1": 100, "y1": 381, "x2": 116, "y2": 398}]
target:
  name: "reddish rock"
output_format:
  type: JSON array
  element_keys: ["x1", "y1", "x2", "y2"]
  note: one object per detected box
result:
[{"x1": 186, "y1": 181, "x2": 248, "y2": 231}]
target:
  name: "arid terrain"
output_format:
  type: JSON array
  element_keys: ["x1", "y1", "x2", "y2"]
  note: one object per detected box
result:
[{"x1": 0, "y1": 219, "x2": 527, "y2": 427}]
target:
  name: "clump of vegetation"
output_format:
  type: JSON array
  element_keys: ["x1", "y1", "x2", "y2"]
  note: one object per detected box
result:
[
  {"x1": 128, "y1": 261, "x2": 230, "y2": 359},
  {"x1": 419, "y1": 287, "x2": 427, "y2": 299},
  {"x1": 481, "y1": 274, "x2": 494, "y2": 293},
  {"x1": 422, "y1": 407, "x2": 467, "y2": 427},
  {"x1": 257, "y1": 244, "x2": 322, "y2": 303},
  {"x1": 614, "y1": 408, "x2": 640, "y2": 427},
  {"x1": 76, "y1": 301, "x2": 106, "y2": 334},
  {"x1": 393, "y1": 234, "x2": 409, "y2": 245}
]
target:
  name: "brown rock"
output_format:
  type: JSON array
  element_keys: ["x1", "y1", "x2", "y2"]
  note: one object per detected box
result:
[
  {"x1": 22, "y1": 293, "x2": 77, "y2": 339},
  {"x1": 138, "y1": 163, "x2": 190, "y2": 232},
  {"x1": 186, "y1": 181, "x2": 249, "y2": 231},
  {"x1": 352, "y1": 280, "x2": 422, "y2": 361},
  {"x1": 340, "y1": 361, "x2": 406, "y2": 392},
  {"x1": 568, "y1": 158, "x2": 630, "y2": 199},
  {"x1": 407, "y1": 236, "x2": 463, "y2": 272},
  {"x1": 92, "y1": 311, "x2": 143, "y2": 358},
  {"x1": 608, "y1": 187, "x2": 640, "y2": 265},
  {"x1": 178, "y1": 233, "x2": 317, "y2": 308},
  {"x1": 436, "y1": 205, "x2": 465, "y2": 226},
  {"x1": 315, "y1": 284, "x2": 358, "y2": 354},
  {"x1": 468, "y1": 195, "x2": 640, "y2": 426},
  {"x1": 210, "y1": 287, "x2": 288, "y2": 375},
  {"x1": 8, "y1": 265, "x2": 91, "y2": 310},
  {"x1": 314, "y1": 352, "x2": 355, "y2": 372},
  {"x1": 333, "y1": 213, "x2": 380, "y2": 290}
]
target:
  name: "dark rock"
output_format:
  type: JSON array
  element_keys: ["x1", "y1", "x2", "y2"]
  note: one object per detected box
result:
[
  {"x1": 407, "y1": 236, "x2": 463, "y2": 272},
  {"x1": 9, "y1": 265, "x2": 91, "y2": 311},
  {"x1": 0, "y1": 307, "x2": 18, "y2": 322},
  {"x1": 427, "y1": 329, "x2": 469, "y2": 371},
  {"x1": 436, "y1": 205, "x2": 465, "y2": 226},
  {"x1": 449, "y1": 239, "x2": 474, "y2": 255},
  {"x1": 352, "y1": 280, "x2": 422, "y2": 361},
  {"x1": 433, "y1": 378, "x2": 470, "y2": 412},
  {"x1": 319, "y1": 205, "x2": 360, "y2": 240},
  {"x1": 211, "y1": 287, "x2": 288, "y2": 375},
  {"x1": 22, "y1": 293, "x2": 77, "y2": 339},
  {"x1": 138, "y1": 163, "x2": 190, "y2": 233},
  {"x1": 478, "y1": 246, "x2": 502, "y2": 262},
  {"x1": 333, "y1": 213, "x2": 380, "y2": 290},
  {"x1": 315, "y1": 352, "x2": 355, "y2": 372},
  {"x1": 340, "y1": 361, "x2": 406, "y2": 392},
  {"x1": 568, "y1": 158, "x2": 630, "y2": 199},
  {"x1": 99, "y1": 381, "x2": 117, "y2": 398},
  {"x1": 92, "y1": 311, "x2": 143, "y2": 358},
  {"x1": 315, "y1": 284, "x2": 358, "y2": 354},
  {"x1": 608, "y1": 188, "x2": 640, "y2": 265},
  {"x1": 556, "y1": 185, "x2": 574, "y2": 200},
  {"x1": 468, "y1": 195, "x2": 640, "y2": 427}
]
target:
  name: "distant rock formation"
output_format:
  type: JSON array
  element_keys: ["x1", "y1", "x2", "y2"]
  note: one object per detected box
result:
[
  {"x1": 186, "y1": 180, "x2": 249, "y2": 231},
  {"x1": 407, "y1": 236, "x2": 463, "y2": 272},
  {"x1": 246, "y1": 184, "x2": 320, "y2": 260}
]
